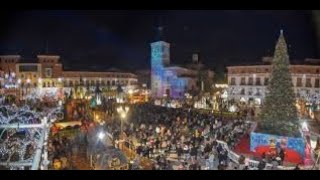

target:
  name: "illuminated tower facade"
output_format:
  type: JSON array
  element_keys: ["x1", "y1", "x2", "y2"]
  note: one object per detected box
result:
[{"x1": 150, "y1": 40, "x2": 170, "y2": 98}]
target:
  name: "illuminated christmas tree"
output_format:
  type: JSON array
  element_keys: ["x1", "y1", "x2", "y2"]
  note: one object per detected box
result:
[{"x1": 259, "y1": 30, "x2": 300, "y2": 137}]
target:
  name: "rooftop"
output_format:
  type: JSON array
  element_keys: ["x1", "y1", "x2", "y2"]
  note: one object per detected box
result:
[{"x1": 227, "y1": 57, "x2": 320, "y2": 67}]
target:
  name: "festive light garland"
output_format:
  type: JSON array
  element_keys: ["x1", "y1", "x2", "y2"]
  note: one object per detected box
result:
[{"x1": 0, "y1": 104, "x2": 62, "y2": 170}]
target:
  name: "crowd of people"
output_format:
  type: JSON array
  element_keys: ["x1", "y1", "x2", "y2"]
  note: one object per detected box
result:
[
  {"x1": 48, "y1": 135, "x2": 73, "y2": 170},
  {"x1": 48, "y1": 126, "x2": 89, "y2": 170},
  {"x1": 105, "y1": 103, "x2": 252, "y2": 170},
  {"x1": 46, "y1": 102, "x2": 311, "y2": 170}
]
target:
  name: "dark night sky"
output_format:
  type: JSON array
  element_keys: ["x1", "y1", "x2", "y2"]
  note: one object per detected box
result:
[{"x1": 0, "y1": 10, "x2": 317, "y2": 74}]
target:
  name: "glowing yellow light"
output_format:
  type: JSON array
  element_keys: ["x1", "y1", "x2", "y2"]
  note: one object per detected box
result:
[{"x1": 121, "y1": 112, "x2": 126, "y2": 119}]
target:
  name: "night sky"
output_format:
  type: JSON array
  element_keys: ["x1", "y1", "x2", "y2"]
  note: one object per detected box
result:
[{"x1": 0, "y1": 10, "x2": 317, "y2": 75}]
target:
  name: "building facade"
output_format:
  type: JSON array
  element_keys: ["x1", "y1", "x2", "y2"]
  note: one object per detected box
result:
[
  {"x1": 62, "y1": 71, "x2": 137, "y2": 92},
  {"x1": 37, "y1": 55, "x2": 63, "y2": 89},
  {"x1": 0, "y1": 55, "x2": 138, "y2": 99},
  {"x1": 227, "y1": 57, "x2": 320, "y2": 106},
  {"x1": 135, "y1": 69, "x2": 151, "y2": 88},
  {"x1": 150, "y1": 40, "x2": 214, "y2": 99}
]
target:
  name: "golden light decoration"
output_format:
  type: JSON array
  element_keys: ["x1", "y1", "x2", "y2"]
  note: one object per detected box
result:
[{"x1": 121, "y1": 112, "x2": 126, "y2": 119}]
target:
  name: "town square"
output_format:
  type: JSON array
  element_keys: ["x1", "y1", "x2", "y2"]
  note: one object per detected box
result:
[{"x1": 0, "y1": 10, "x2": 320, "y2": 170}]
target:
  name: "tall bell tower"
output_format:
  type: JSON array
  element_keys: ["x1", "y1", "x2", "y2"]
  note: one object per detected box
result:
[{"x1": 150, "y1": 26, "x2": 170, "y2": 98}]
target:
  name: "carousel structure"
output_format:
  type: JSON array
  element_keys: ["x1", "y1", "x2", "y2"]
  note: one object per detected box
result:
[{"x1": 0, "y1": 104, "x2": 63, "y2": 170}]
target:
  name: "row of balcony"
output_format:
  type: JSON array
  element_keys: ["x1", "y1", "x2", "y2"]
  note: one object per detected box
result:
[
  {"x1": 230, "y1": 81, "x2": 320, "y2": 88},
  {"x1": 230, "y1": 91, "x2": 262, "y2": 96},
  {"x1": 230, "y1": 77, "x2": 320, "y2": 88},
  {"x1": 230, "y1": 82, "x2": 266, "y2": 86},
  {"x1": 230, "y1": 91, "x2": 320, "y2": 98},
  {"x1": 0, "y1": 81, "x2": 137, "y2": 89}
]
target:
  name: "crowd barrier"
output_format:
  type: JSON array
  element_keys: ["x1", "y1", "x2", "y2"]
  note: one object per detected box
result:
[
  {"x1": 216, "y1": 139, "x2": 296, "y2": 170},
  {"x1": 118, "y1": 140, "x2": 154, "y2": 170}
]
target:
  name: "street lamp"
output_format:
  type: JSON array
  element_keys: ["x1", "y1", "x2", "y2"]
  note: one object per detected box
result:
[
  {"x1": 38, "y1": 78, "x2": 42, "y2": 89},
  {"x1": 95, "y1": 114, "x2": 100, "y2": 123},
  {"x1": 117, "y1": 106, "x2": 129, "y2": 139},
  {"x1": 120, "y1": 112, "x2": 126, "y2": 119},
  {"x1": 57, "y1": 77, "x2": 63, "y2": 88},
  {"x1": 98, "y1": 131, "x2": 105, "y2": 140}
]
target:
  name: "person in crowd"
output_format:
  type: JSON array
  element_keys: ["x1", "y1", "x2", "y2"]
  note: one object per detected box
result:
[
  {"x1": 177, "y1": 162, "x2": 185, "y2": 170},
  {"x1": 190, "y1": 144, "x2": 197, "y2": 162},
  {"x1": 258, "y1": 159, "x2": 266, "y2": 170},
  {"x1": 294, "y1": 163, "x2": 302, "y2": 170},
  {"x1": 208, "y1": 152, "x2": 216, "y2": 170},
  {"x1": 271, "y1": 157, "x2": 279, "y2": 170},
  {"x1": 176, "y1": 144, "x2": 183, "y2": 161},
  {"x1": 279, "y1": 148, "x2": 286, "y2": 165},
  {"x1": 238, "y1": 155, "x2": 246, "y2": 170}
]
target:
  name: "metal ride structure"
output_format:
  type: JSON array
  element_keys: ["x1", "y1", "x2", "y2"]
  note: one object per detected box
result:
[
  {"x1": 0, "y1": 105, "x2": 63, "y2": 170},
  {"x1": 311, "y1": 132, "x2": 320, "y2": 170}
]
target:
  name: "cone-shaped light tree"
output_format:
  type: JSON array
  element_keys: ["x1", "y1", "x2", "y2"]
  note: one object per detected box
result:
[{"x1": 259, "y1": 30, "x2": 300, "y2": 137}]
